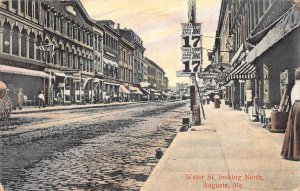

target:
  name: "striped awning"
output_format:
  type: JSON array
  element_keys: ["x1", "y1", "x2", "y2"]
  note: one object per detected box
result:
[
  {"x1": 226, "y1": 61, "x2": 256, "y2": 81},
  {"x1": 129, "y1": 86, "x2": 143, "y2": 95},
  {"x1": 119, "y1": 85, "x2": 130, "y2": 94}
]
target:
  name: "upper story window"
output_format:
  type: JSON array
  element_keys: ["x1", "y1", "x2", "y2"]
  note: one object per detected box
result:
[
  {"x1": 28, "y1": 0, "x2": 32, "y2": 17},
  {"x1": 20, "y1": 0, "x2": 25, "y2": 14},
  {"x1": 73, "y1": 25, "x2": 77, "y2": 40},
  {"x1": 12, "y1": 0, "x2": 18, "y2": 10}
]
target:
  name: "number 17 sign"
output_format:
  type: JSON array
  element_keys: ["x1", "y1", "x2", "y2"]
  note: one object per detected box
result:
[{"x1": 181, "y1": 23, "x2": 202, "y2": 73}]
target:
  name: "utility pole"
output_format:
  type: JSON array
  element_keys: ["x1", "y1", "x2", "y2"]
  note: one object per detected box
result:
[{"x1": 188, "y1": 0, "x2": 201, "y2": 125}]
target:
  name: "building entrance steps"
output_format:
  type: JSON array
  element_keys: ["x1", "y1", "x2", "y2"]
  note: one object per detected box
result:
[{"x1": 142, "y1": 102, "x2": 300, "y2": 191}]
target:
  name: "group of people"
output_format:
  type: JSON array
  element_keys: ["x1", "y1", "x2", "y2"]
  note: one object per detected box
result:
[{"x1": 10, "y1": 89, "x2": 45, "y2": 109}]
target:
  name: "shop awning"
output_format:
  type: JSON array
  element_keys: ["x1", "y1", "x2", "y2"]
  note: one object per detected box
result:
[
  {"x1": 226, "y1": 61, "x2": 256, "y2": 81},
  {"x1": 54, "y1": 72, "x2": 66, "y2": 77},
  {"x1": 119, "y1": 85, "x2": 130, "y2": 94},
  {"x1": 0, "y1": 64, "x2": 51, "y2": 78},
  {"x1": 104, "y1": 82, "x2": 120, "y2": 86},
  {"x1": 246, "y1": 5, "x2": 300, "y2": 63},
  {"x1": 103, "y1": 58, "x2": 118, "y2": 68},
  {"x1": 82, "y1": 77, "x2": 92, "y2": 88},
  {"x1": 130, "y1": 86, "x2": 143, "y2": 95},
  {"x1": 141, "y1": 88, "x2": 150, "y2": 95},
  {"x1": 93, "y1": 78, "x2": 101, "y2": 83}
]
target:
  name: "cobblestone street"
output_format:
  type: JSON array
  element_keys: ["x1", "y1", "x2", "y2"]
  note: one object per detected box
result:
[{"x1": 0, "y1": 101, "x2": 189, "y2": 191}]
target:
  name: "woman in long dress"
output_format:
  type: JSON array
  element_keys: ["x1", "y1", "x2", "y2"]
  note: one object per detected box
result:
[{"x1": 281, "y1": 70, "x2": 300, "y2": 161}]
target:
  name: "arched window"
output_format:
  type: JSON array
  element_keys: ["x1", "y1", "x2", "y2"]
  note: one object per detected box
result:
[
  {"x1": 54, "y1": 16, "x2": 57, "y2": 31},
  {"x1": 12, "y1": 25, "x2": 19, "y2": 56},
  {"x1": 53, "y1": 48, "x2": 58, "y2": 65},
  {"x1": 36, "y1": 35, "x2": 42, "y2": 60},
  {"x1": 21, "y1": 29, "x2": 27, "y2": 57},
  {"x1": 44, "y1": 39, "x2": 51, "y2": 63},
  {"x1": 3, "y1": 22, "x2": 11, "y2": 54},
  {"x1": 29, "y1": 32, "x2": 35, "y2": 59},
  {"x1": 66, "y1": 47, "x2": 70, "y2": 68},
  {"x1": 72, "y1": 49, "x2": 76, "y2": 69},
  {"x1": 59, "y1": 44, "x2": 64, "y2": 66}
]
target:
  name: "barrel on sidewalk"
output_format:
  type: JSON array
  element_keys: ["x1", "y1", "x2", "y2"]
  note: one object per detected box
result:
[{"x1": 214, "y1": 95, "x2": 220, "y2": 109}]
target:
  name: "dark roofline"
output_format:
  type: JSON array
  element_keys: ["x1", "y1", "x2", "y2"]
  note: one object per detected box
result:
[
  {"x1": 145, "y1": 57, "x2": 165, "y2": 75},
  {"x1": 214, "y1": 0, "x2": 229, "y2": 49}
]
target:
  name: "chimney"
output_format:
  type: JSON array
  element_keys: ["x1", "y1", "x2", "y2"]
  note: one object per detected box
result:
[{"x1": 117, "y1": 23, "x2": 120, "y2": 30}]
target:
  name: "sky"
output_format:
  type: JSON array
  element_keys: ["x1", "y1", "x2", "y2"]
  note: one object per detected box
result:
[{"x1": 81, "y1": 0, "x2": 222, "y2": 87}]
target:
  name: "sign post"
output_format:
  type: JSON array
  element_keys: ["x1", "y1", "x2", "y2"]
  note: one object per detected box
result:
[{"x1": 180, "y1": 0, "x2": 202, "y2": 125}]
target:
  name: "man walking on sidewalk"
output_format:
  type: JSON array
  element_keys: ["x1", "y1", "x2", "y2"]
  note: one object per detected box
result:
[
  {"x1": 38, "y1": 90, "x2": 45, "y2": 108},
  {"x1": 17, "y1": 89, "x2": 24, "y2": 110}
]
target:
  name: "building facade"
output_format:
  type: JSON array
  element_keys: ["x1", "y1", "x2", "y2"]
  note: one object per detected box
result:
[
  {"x1": 213, "y1": 0, "x2": 299, "y2": 119},
  {"x1": 120, "y1": 29, "x2": 145, "y2": 87},
  {"x1": 0, "y1": 0, "x2": 50, "y2": 105},
  {"x1": 0, "y1": 0, "x2": 169, "y2": 106}
]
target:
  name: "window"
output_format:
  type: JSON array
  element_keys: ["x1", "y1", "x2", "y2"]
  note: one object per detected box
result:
[
  {"x1": 73, "y1": 26, "x2": 76, "y2": 40},
  {"x1": 83, "y1": 31, "x2": 86, "y2": 44},
  {"x1": 60, "y1": 20, "x2": 64, "y2": 34},
  {"x1": 36, "y1": 35, "x2": 42, "y2": 60},
  {"x1": 90, "y1": 34, "x2": 93, "y2": 47},
  {"x1": 20, "y1": 0, "x2": 25, "y2": 13},
  {"x1": 35, "y1": 2, "x2": 39, "y2": 20},
  {"x1": 28, "y1": 0, "x2": 32, "y2": 17},
  {"x1": 54, "y1": 16, "x2": 57, "y2": 30},
  {"x1": 78, "y1": 29, "x2": 81, "y2": 42},
  {"x1": 21, "y1": 29, "x2": 27, "y2": 57},
  {"x1": 29, "y1": 32, "x2": 35, "y2": 59},
  {"x1": 2, "y1": 23, "x2": 10, "y2": 53},
  {"x1": 12, "y1": 26, "x2": 19, "y2": 55},
  {"x1": 12, "y1": 0, "x2": 18, "y2": 10}
]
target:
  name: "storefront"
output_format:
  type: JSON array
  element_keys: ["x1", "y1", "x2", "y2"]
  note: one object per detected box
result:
[
  {"x1": 129, "y1": 86, "x2": 143, "y2": 101},
  {"x1": 104, "y1": 82, "x2": 120, "y2": 102},
  {"x1": 246, "y1": 4, "x2": 300, "y2": 118},
  {"x1": 119, "y1": 85, "x2": 130, "y2": 102},
  {"x1": 0, "y1": 64, "x2": 51, "y2": 106}
]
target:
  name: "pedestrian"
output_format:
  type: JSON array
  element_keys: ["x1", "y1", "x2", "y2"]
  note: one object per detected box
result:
[
  {"x1": 17, "y1": 88, "x2": 24, "y2": 110},
  {"x1": 202, "y1": 96, "x2": 206, "y2": 105},
  {"x1": 281, "y1": 69, "x2": 300, "y2": 161},
  {"x1": 38, "y1": 90, "x2": 45, "y2": 108},
  {"x1": 206, "y1": 95, "x2": 210, "y2": 104},
  {"x1": 57, "y1": 91, "x2": 63, "y2": 105}
]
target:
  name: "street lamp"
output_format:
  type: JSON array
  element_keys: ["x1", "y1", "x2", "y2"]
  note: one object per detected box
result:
[{"x1": 3, "y1": 40, "x2": 9, "y2": 47}]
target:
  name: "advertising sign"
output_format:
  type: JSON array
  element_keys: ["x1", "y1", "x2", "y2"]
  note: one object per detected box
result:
[
  {"x1": 197, "y1": 72, "x2": 218, "y2": 79},
  {"x1": 181, "y1": 23, "x2": 201, "y2": 73}
]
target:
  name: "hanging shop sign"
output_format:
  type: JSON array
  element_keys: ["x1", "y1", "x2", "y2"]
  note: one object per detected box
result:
[
  {"x1": 181, "y1": 23, "x2": 202, "y2": 74},
  {"x1": 73, "y1": 73, "x2": 81, "y2": 82},
  {"x1": 198, "y1": 72, "x2": 218, "y2": 79}
]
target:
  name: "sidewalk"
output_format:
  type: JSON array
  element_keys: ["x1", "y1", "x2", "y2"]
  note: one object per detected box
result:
[
  {"x1": 142, "y1": 102, "x2": 300, "y2": 191},
  {"x1": 12, "y1": 102, "x2": 144, "y2": 114}
]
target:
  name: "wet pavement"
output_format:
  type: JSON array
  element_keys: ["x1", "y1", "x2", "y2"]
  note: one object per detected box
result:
[{"x1": 0, "y1": 101, "x2": 189, "y2": 191}]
